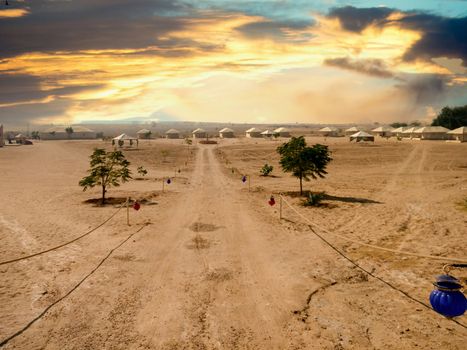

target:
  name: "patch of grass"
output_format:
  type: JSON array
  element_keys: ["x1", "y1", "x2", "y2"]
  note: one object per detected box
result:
[{"x1": 302, "y1": 192, "x2": 326, "y2": 207}]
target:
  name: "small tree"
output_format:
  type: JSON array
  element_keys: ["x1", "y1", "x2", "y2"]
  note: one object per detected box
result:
[
  {"x1": 65, "y1": 127, "x2": 74, "y2": 138},
  {"x1": 31, "y1": 131, "x2": 40, "y2": 140},
  {"x1": 79, "y1": 148, "x2": 131, "y2": 204},
  {"x1": 260, "y1": 163, "x2": 273, "y2": 176},
  {"x1": 137, "y1": 166, "x2": 148, "y2": 177},
  {"x1": 277, "y1": 136, "x2": 332, "y2": 195}
]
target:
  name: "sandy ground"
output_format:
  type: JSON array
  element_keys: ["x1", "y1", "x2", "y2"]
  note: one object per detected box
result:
[{"x1": 0, "y1": 137, "x2": 466, "y2": 349}]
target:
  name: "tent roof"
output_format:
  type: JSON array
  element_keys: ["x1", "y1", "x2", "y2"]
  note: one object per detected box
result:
[
  {"x1": 402, "y1": 127, "x2": 418, "y2": 133},
  {"x1": 137, "y1": 129, "x2": 151, "y2": 134},
  {"x1": 113, "y1": 133, "x2": 137, "y2": 140},
  {"x1": 261, "y1": 129, "x2": 276, "y2": 135},
  {"x1": 15, "y1": 133, "x2": 26, "y2": 138},
  {"x1": 165, "y1": 128, "x2": 179, "y2": 134},
  {"x1": 192, "y1": 128, "x2": 206, "y2": 133},
  {"x1": 345, "y1": 126, "x2": 359, "y2": 132},
  {"x1": 372, "y1": 126, "x2": 393, "y2": 132},
  {"x1": 274, "y1": 127, "x2": 289, "y2": 132},
  {"x1": 392, "y1": 127, "x2": 407, "y2": 132},
  {"x1": 219, "y1": 127, "x2": 234, "y2": 133},
  {"x1": 447, "y1": 126, "x2": 467, "y2": 134},
  {"x1": 413, "y1": 126, "x2": 449, "y2": 133},
  {"x1": 319, "y1": 126, "x2": 339, "y2": 132},
  {"x1": 350, "y1": 131, "x2": 373, "y2": 137},
  {"x1": 246, "y1": 127, "x2": 261, "y2": 133}
]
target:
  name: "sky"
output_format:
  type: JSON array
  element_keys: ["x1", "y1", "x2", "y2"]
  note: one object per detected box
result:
[{"x1": 0, "y1": 0, "x2": 466, "y2": 126}]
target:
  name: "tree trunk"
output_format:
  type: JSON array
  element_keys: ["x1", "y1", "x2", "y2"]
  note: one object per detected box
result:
[
  {"x1": 299, "y1": 176, "x2": 303, "y2": 195},
  {"x1": 102, "y1": 185, "x2": 106, "y2": 205}
]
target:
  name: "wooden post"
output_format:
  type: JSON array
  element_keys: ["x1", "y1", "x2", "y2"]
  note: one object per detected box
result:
[
  {"x1": 279, "y1": 195, "x2": 283, "y2": 220},
  {"x1": 162, "y1": 178, "x2": 165, "y2": 192},
  {"x1": 126, "y1": 197, "x2": 130, "y2": 226}
]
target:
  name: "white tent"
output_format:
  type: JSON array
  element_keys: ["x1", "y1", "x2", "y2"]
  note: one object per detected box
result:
[
  {"x1": 371, "y1": 126, "x2": 393, "y2": 137},
  {"x1": 413, "y1": 126, "x2": 449, "y2": 140},
  {"x1": 319, "y1": 126, "x2": 340, "y2": 137},
  {"x1": 344, "y1": 126, "x2": 359, "y2": 136},
  {"x1": 219, "y1": 127, "x2": 235, "y2": 138},
  {"x1": 350, "y1": 131, "x2": 374, "y2": 142},
  {"x1": 392, "y1": 127, "x2": 407, "y2": 137},
  {"x1": 274, "y1": 127, "x2": 290, "y2": 137},
  {"x1": 246, "y1": 127, "x2": 262, "y2": 138},
  {"x1": 261, "y1": 129, "x2": 276, "y2": 137},
  {"x1": 112, "y1": 133, "x2": 138, "y2": 147},
  {"x1": 165, "y1": 128, "x2": 180, "y2": 139},
  {"x1": 447, "y1": 126, "x2": 467, "y2": 142},
  {"x1": 402, "y1": 127, "x2": 418, "y2": 139},
  {"x1": 136, "y1": 128, "x2": 152, "y2": 139},
  {"x1": 192, "y1": 128, "x2": 207, "y2": 139}
]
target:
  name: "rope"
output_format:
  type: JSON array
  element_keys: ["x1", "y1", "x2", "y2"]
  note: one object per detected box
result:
[
  {"x1": 0, "y1": 202, "x2": 125, "y2": 266},
  {"x1": 278, "y1": 196, "x2": 466, "y2": 329},
  {"x1": 280, "y1": 195, "x2": 467, "y2": 263},
  {"x1": 0, "y1": 222, "x2": 149, "y2": 348}
]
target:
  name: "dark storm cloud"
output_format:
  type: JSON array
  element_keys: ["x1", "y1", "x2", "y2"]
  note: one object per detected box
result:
[
  {"x1": 324, "y1": 57, "x2": 394, "y2": 78},
  {"x1": 327, "y1": 6, "x2": 393, "y2": 33},
  {"x1": 0, "y1": 73, "x2": 104, "y2": 104},
  {"x1": 235, "y1": 19, "x2": 314, "y2": 41},
  {"x1": 327, "y1": 6, "x2": 467, "y2": 66},
  {"x1": 395, "y1": 74, "x2": 447, "y2": 105},
  {"x1": 0, "y1": 0, "x2": 203, "y2": 58},
  {"x1": 0, "y1": 98, "x2": 74, "y2": 124}
]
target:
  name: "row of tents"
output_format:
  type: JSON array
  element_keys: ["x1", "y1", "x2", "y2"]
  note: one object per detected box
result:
[
  {"x1": 160, "y1": 127, "x2": 291, "y2": 139},
  {"x1": 319, "y1": 126, "x2": 467, "y2": 142}
]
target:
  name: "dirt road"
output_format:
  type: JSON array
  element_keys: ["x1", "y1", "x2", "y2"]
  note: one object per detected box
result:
[{"x1": 1, "y1": 142, "x2": 465, "y2": 349}]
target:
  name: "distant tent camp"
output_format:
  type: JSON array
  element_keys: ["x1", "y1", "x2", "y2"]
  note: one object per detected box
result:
[
  {"x1": 401, "y1": 127, "x2": 418, "y2": 139},
  {"x1": 40, "y1": 126, "x2": 97, "y2": 140},
  {"x1": 371, "y1": 126, "x2": 393, "y2": 137},
  {"x1": 344, "y1": 127, "x2": 359, "y2": 136},
  {"x1": 412, "y1": 126, "x2": 449, "y2": 140},
  {"x1": 246, "y1": 127, "x2": 261, "y2": 138},
  {"x1": 219, "y1": 127, "x2": 235, "y2": 138},
  {"x1": 112, "y1": 133, "x2": 138, "y2": 147},
  {"x1": 392, "y1": 127, "x2": 407, "y2": 138},
  {"x1": 447, "y1": 126, "x2": 467, "y2": 142},
  {"x1": 350, "y1": 131, "x2": 374, "y2": 142},
  {"x1": 274, "y1": 127, "x2": 290, "y2": 137},
  {"x1": 319, "y1": 126, "x2": 340, "y2": 137},
  {"x1": 14, "y1": 133, "x2": 27, "y2": 144},
  {"x1": 261, "y1": 129, "x2": 276, "y2": 138},
  {"x1": 136, "y1": 128, "x2": 152, "y2": 139},
  {"x1": 192, "y1": 128, "x2": 207, "y2": 139},
  {"x1": 165, "y1": 129, "x2": 180, "y2": 139}
]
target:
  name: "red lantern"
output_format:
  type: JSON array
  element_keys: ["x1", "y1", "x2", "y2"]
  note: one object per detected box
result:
[
  {"x1": 166, "y1": 178, "x2": 171, "y2": 184},
  {"x1": 133, "y1": 202, "x2": 141, "y2": 211},
  {"x1": 268, "y1": 196, "x2": 275, "y2": 206}
]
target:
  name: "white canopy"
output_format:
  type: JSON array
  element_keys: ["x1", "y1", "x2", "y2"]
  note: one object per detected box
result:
[
  {"x1": 345, "y1": 126, "x2": 359, "y2": 132},
  {"x1": 246, "y1": 127, "x2": 261, "y2": 133},
  {"x1": 219, "y1": 127, "x2": 234, "y2": 133},
  {"x1": 350, "y1": 131, "x2": 373, "y2": 137},
  {"x1": 413, "y1": 126, "x2": 450, "y2": 134},
  {"x1": 165, "y1": 128, "x2": 179, "y2": 134},
  {"x1": 372, "y1": 126, "x2": 393, "y2": 132},
  {"x1": 392, "y1": 127, "x2": 407, "y2": 133},
  {"x1": 137, "y1": 129, "x2": 151, "y2": 134},
  {"x1": 447, "y1": 126, "x2": 467, "y2": 135},
  {"x1": 192, "y1": 128, "x2": 206, "y2": 134},
  {"x1": 261, "y1": 129, "x2": 276, "y2": 135},
  {"x1": 274, "y1": 127, "x2": 289, "y2": 132},
  {"x1": 15, "y1": 133, "x2": 26, "y2": 139},
  {"x1": 319, "y1": 126, "x2": 339, "y2": 132},
  {"x1": 113, "y1": 133, "x2": 137, "y2": 140},
  {"x1": 402, "y1": 127, "x2": 418, "y2": 134}
]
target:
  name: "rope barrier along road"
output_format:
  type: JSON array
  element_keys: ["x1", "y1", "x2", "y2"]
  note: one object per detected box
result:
[
  {"x1": 279, "y1": 195, "x2": 467, "y2": 264},
  {"x1": 0, "y1": 222, "x2": 149, "y2": 348},
  {"x1": 278, "y1": 195, "x2": 467, "y2": 330},
  {"x1": 0, "y1": 202, "x2": 125, "y2": 267}
]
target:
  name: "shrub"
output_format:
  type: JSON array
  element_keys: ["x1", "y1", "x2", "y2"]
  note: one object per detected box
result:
[
  {"x1": 303, "y1": 192, "x2": 325, "y2": 207},
  {"x1": 260, "y1": 163, "x2": 273, "y2": 176}
]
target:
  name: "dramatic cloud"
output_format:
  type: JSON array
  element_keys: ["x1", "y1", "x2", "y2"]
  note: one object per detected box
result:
[
  {"x1": 235, "y1": 19, "x2": 313, "y2": 41},
  {"x1": 323, "y1": 57, "x2": 394, "y2": 78},
  {"x1": 327, "y1": 6, "x2": 393, "y2": 33}
]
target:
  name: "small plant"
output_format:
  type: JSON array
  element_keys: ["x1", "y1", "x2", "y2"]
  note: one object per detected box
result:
[
  {"x1": 303, "y1": 192, "x2": 325, "y2": 207},
  {"x1": 184, "y1": 138, "x2": 192, "y2": 146},
  {"x1": 137, "y1": 166, "x2": 148, "y2": 177},
  {"x1": 260, "y1": 163, "x2": 273, "y2": 176}
]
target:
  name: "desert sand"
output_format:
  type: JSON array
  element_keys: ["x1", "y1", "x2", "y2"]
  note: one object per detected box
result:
[{"x1": 0, "y1": 137, "x2": 466, "y2": 349}]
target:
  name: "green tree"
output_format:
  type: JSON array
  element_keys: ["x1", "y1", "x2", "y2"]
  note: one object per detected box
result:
[
  {"x1": 31, "y1": 131, "x2": 40, "y2": 139},
  {"x1": 79, "y1": 148, "x2": 131, "y2": 204},
  {"x1": 277, "y1": 136, "x2": 332, "y2": 195},
  {"x1": 390, "y1": 122, "x2": 408, "y2": 128},
  {"x1": 432, "y1": 105, "x2": 467, "y2": 129},
  {"x1": 65, "y1": 127, "x2": 74, "y2": 138}
]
